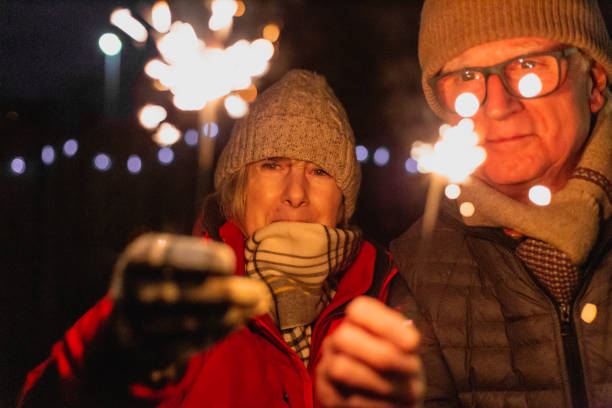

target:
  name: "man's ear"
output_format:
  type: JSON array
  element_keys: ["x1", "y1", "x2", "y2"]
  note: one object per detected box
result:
[{"x1": 589, "y1": 60, "x2": 608, "y2": 113}]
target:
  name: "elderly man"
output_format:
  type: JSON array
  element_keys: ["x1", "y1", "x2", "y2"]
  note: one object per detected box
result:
[{"x1": 317, "y1": 0, "x2": 612, "y2": 407}]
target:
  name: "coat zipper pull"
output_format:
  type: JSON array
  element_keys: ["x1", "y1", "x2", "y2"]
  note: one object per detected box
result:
[{"x1": 559, "y1": 303, "x2": 571, "y2": 336}]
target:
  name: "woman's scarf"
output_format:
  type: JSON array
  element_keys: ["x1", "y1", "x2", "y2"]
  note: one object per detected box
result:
[{"x1": 244, "y1": 221, "x2": 362, "y2": 365}]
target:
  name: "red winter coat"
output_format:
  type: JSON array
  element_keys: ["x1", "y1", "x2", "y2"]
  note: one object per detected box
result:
[{"x1": 19, "y1": 222, "x2": 396, "y2": 408}]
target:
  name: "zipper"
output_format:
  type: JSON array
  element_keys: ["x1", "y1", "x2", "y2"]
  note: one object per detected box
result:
[{"x1": 557, "y1": 302, "x2": 588, "y2": 408}]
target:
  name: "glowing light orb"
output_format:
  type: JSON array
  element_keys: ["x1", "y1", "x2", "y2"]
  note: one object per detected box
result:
[
  {"x1": 518, "y1": 73, "x2": 543, "y2": 98},
  {"x1": 445, "y1": 184, "x2": 461, "y2": 199},
  {"x1": 41, "y1": 145, "x2": 55, "y2": 165},
  {"x1": 263, "y1": 24, "x2": 280, "y2": 42},
  {"x1": 127, "y1": 155, "x2": 142, "y2": 174},
  {"x1": 528, "y1": 185, "x2": 552, "y2": 206},
  {"x1": 251, "y1": 39, "x2": 274, "y2": 61},
  {"x1": 454, "y1": 92, "x2": 480, "y2": 118},
  {"x1": 173, "y1": 94, "x2": 207, "y2": 111},
  {"x1": 158, "y1": 147, "x2": 174, "y2": 165},
  {"x1": 404, "y1": 158, "x2": 418, "y2": 174},
  {"x1": 355, "y1": 145, "x2": 369, "y2": 163},
  {"x1": 153, "y1": 122, "x2": 182, "y2": 146},
  {"x1": 373, "y1": 147, "x2": 390, "y2": 167},
  {"x1": 581, "y1": 303, "x2": 597, "y2": 324},
  {"x1": 235, "y1": 1, "x2": 246, "y2": 17},
  {"x1": 10, "y1": 157, "x2": 26, "y2": 175},
  {"x1": 224, "y1": 95, "x2": 249, "y2": 118},
  {"x1": 459, "y1": 202, "x2": 475, "y2": 217},
  {"x1": 98, "y1": 33, "x2": 122, "y2": 56},
  {"x1": 94, "y1": 154, "x2": 112, "y2": 171},
  {"x1": 184, "y1": 129, "x2": 199, "y2": 146},
  {"x1": 63, "y1": 139, "x2": 78, "y2": 157},
  {"x1": 139, "y1": 105, "x2": 167, "y2": 129},
  {"x1": 144, "y1": 59, "x2": 170, "y2": 80},
  {"x1": 152, "y1": 1, "x2": 171, "y2": 33},
  {"x1": 203, "y1": 122, "x2": 219, "y2": 138},
  {"x1": 110, "y1": 8, "x2": 148, "y2": 43},
  {"x1": 209, "y1": 0, "x2": 238, "y2": 31}
]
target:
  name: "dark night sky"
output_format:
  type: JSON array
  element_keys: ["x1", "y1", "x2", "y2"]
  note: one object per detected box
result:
[{"x1": 1, "y1": 0, "x2": 610, "y2": 406}]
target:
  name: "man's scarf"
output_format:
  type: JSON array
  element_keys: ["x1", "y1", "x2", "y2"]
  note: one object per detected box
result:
[
  {"x1": 456, "y1": 97, "x2": 612, "y2": 303},
  {"x1": 244, "y1": 221, "x2": 362, "y2": 365}
]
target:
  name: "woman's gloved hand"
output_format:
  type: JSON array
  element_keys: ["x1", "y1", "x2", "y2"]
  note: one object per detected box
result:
[{"x1": 104, "y1": 233, "x2": 270, "y2": 386}]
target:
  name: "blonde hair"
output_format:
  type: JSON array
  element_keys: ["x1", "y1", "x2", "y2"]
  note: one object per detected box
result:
[{"x1": 218, "y1": 166, "x2": 249, "y2": 232}]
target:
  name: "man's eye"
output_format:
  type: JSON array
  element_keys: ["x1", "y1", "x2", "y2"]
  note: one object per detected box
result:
[
  {"x1": 519, "y1": 59, "x2": 536, "y2": 69},
  {"x1": 460, "y1": 70, "x2": 478, "y2": 82},
  {"x1": 314, "y1": 168, "x2": 330, "y2": 176}
]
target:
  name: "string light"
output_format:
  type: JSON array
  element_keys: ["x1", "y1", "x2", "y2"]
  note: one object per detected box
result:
[
  {"x1": 355, "y1": 145, "x2": 369, "y2": 163},
  {"x1": 63, "y1": 140, "x2": 78, "y2": 157},
  {"x1": 10, "y1": 157, "x2": 26, "y2": 175},
  {"x1": 373, "y1": 147, "x2": 390, "y2": 167},
  {"x1": 41, "y1": 145, "x2": 56, "y2": 165}
]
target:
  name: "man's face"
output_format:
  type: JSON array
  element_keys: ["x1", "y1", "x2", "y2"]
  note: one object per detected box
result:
[
  {"x1": 243, "y1": 157, "x2": 343, "y2": 236},
  {"x1": 441, "y1": 37, "x2": 602, "y2": 198}
]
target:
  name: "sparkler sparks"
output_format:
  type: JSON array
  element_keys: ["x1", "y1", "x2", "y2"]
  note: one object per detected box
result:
[{"x1": 110, "y1": 1, "x2": 278, "y2": 149}]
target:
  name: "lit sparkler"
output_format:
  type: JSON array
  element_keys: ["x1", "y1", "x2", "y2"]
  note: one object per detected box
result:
[{"x1": 109, "y1": 0, "x2": 279, "y2": 199}]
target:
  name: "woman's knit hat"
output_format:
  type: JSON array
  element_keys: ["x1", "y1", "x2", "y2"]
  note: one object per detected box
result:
[
  {"x1": 214, "y1": 69, "x2": 361, "y2": 222},
  {"x1": 418, "y1": 0, "x2": 612, "y2": 118}
]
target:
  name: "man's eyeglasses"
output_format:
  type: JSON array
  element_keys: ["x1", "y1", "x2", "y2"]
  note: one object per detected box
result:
[{"x1": 430, "y1": 48, "x2": 579, "y2": 115}]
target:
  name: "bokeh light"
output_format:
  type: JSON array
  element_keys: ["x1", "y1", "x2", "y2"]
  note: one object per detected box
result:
[
  {"x1": 263, "y1": 24, "x2": 280, "y2": 42},
  {"x1": 355, "y1": 145, "x2": 369, "y2": 163},
  {"x1": 41, "y1": 145, "x2": 55, "y2": 165},
  {"x1": 224, "y1": 95, "x2": 249, "y2": 118},
  {"x1": 528, "y1": 185, "x2": 552, "y2": 206},
  {"x1": 10, "y1": 157, "x2": 26, "y2": 175},
  {"x1": 151, "y1": 1, "x2": 171, "y2": 33},
  {"x1": 445, "y1": 184, "x2": 461, "y2": 199},
  {"x1": 127, "y1": 155, "x2": 142, "y2": 174},
  {"x1": 158, "y1": 147, "x2": 174, "y2": 165},
  {"x1": 184, "y1": 129, "x2": 199, "y2": 146},
  {"x1": 209, "y1": 0, "x2": 238, "y2": 31},
  {"x1": 94, "y1": 154, "x2": 112, "y2": 171},
  {"x1": 98, "y1": 33, "x2": 122, "y2": 56},
  {"x1": 404, "y1": 158, "x2": 418, "y2": 174},
  {"x1": 203, "y1": 122, "x2": 219, "y2": 138},
  {"x1": 518, "y1": 73, "x2": 543, "y2": 98},
  {"x1": 373, "y1": 147, "x2": 390, "y2": 167},
  {"x1": 63, "y1": 139, "x2": 79, "y2": 157},
  {"x1": 459, "y1": 202, "x2": 475, "y2": 217},
  {"x1": 153, "y1": 122, "x2": 182, "y2": 146},
  {"x1": 139, "y1": 104, "x2": 168, "y2": 129},
  {"x1": 110, "y1": 8, "x2": 148, "y2": 43},
  {"x1": 235, "y1": 1, "x2": 246, "y2": 17},
  {"x1": 454, "y1": 92, "x2": 480, "y2": 118},
  {"x1": 580, "y1": 303, "x2": 597, "y2": 324}
]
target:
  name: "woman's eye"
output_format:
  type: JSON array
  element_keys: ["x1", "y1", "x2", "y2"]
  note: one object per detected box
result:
[
  {"x1": 313, "y1": 168, "x2": 330, "y2": 176},
  {"x1": 262, "y1": 162, "x2": 279, "y2": 170}
]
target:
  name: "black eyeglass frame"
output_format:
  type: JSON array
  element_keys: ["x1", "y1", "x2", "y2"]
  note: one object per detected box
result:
[{"x1": 429, "y1": 47, "x2": 580, "y2": 114}]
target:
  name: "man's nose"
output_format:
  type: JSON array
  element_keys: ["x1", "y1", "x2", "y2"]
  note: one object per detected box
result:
[
  {"x1": 484, "y1": 75, "x2": 522, "y2": 119},
  {"x1": 282, "y1": 167, "x2": 309, "y2": 208}
]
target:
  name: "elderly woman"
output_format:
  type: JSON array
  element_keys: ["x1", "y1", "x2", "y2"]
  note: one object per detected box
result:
[{"x1": 19, "y1": 70, "x2": 422, "y2": 408}]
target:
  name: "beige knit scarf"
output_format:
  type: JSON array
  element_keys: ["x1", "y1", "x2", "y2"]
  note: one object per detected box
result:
[
  {"x1": 457, "y1": 97, "x2": 612, "y2": 266},
  {"x1": 244, "y1": 221, "x2": 361, "y2": 365}
]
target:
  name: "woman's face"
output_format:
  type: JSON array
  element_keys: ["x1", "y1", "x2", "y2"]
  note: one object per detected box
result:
[{"x1": 242, "y1": 157, "x2": 344, "y2": 236}]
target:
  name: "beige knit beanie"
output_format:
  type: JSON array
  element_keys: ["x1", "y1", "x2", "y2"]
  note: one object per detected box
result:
[
  {"x1": 214, "y1": 69, "x2": 361, "y2": 222},
  {"x1": 419, "y1": 0, "x2": 612, "y2": 118}
]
